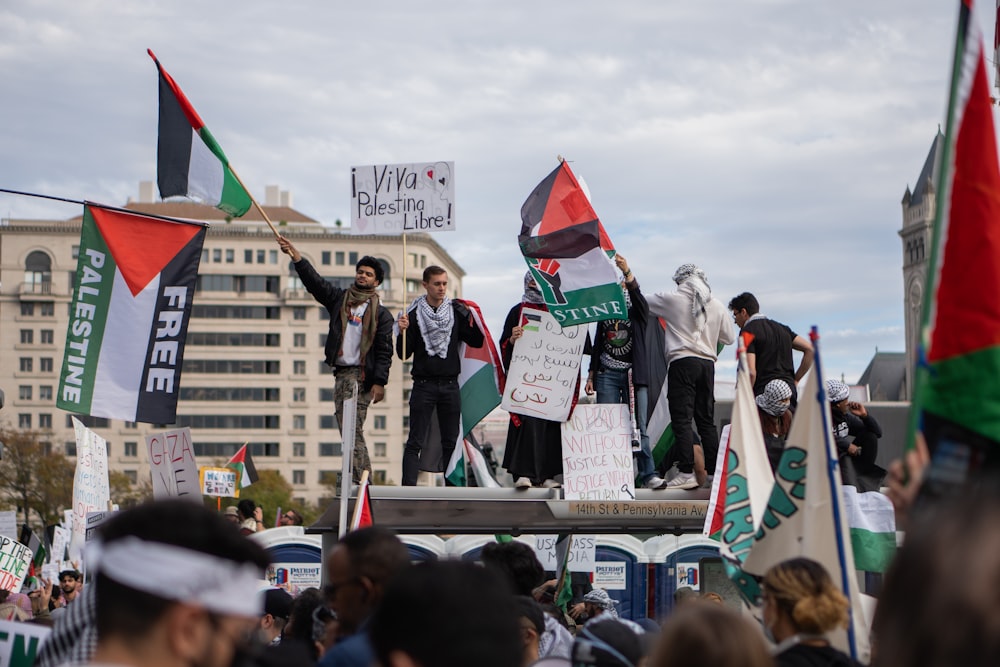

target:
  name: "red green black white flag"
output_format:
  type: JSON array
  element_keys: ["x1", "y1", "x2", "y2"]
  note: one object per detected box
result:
[
  {"x1": 148, "y1": 49, "x2": 253, "y2": 217},
  {"x1": 227, "y1": 443, "x2": 260, "y2": 489},
  {"x1": 57, "y1": 204, "x2": 206, "y2": 424}
]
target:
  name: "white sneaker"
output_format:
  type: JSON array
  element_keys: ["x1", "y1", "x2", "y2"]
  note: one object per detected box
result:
[
  {"x1": 664, "y1": 472, "x2": 698, "y2": 490},
  {"x1": 514, "y1": 477, "x2": 532, "y2": 490},
  {"x1": 643, "y1": 475, "x2": 668, "y2": 490},
  {"x1": 541, "y1": 478, "x2": 562, "y2": 489}
]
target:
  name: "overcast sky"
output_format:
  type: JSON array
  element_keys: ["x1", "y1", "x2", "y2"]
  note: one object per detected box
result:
[{"x1": 2, "y1": 1, "x2": 994, "y2": 390}]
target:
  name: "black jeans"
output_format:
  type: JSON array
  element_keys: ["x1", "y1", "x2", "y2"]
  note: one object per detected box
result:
[
  {"x1": 402, "y1": 379, "x2": 461, "y2": 486},
  {"x1": 667, "y1": 357, "x2": 718, "y2": 474}
]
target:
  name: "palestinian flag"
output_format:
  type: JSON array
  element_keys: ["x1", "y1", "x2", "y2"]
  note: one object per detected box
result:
[
  {"x1": 57, "y1": 205, "x2": 205, "y2": 423},
  {"x1": 227, "y1": 443, "x2": 259, "y2": 489},
  {"x1": 910, "y1": 1, "x2": 1000, "y2": 468},
  {"x1": 349, "y1": 473, "x2": 373, "y2": 531},
  {"x1": 841, "y1": 485, "x2": 896, "y2": 572},
  {"x1": 519, "y1": 162, "x2": 626, "y2": 326},
  {"x1": 446, "y1": 432, "x2": 502, "y2": 488},
  {"x1": 149, "y1": 49, "x2": 252, "y2": 217},
  {"x1": 645, "y1": 316, "x2": 676, "y2": 468},
  {"x1": 19, "y1": 526, "x2": 47, "y2": 576}
]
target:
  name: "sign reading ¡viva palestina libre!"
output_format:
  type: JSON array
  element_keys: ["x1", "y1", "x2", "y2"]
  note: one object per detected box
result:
[{"x1": 350, "y1": 161, "x2": 455, "y2": 235}]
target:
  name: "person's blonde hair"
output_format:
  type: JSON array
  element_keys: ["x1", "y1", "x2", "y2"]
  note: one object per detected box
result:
[
  {"x1": 763, "y1": 558, "x2": 849, "y2": 635},
  {"x1": 650, "y1": 603, "x2": 773, "y2": 667}
]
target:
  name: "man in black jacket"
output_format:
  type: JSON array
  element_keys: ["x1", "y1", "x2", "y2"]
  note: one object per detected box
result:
[
  {"x1": 279, "y1": 236, "x2": 393, "y2": 484},
  {"x1": 397, "y1": 265, "x2": 484, "y2": 485}
]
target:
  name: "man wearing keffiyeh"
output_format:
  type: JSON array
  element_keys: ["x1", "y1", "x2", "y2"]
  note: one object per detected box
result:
[{"x1": 397, "y1": 266, "x2": 484, "y2": 486}]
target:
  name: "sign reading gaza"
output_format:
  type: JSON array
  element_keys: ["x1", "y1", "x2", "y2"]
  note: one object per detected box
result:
[{"x1": 350, "y1": 161, "x2": 455, "y2": 235}]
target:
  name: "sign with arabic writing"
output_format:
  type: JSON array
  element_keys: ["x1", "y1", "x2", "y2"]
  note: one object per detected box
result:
[
  {"x1": 561, "y1": 404, "x2": 636, "y2": 501},
  {"x1": 501, "y1": 306, "x2": 584, "y2": 421}
]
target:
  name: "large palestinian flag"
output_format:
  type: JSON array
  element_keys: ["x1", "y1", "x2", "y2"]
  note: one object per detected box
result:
[
  {"x1": 519, "y1": 161, "x2": 626, "y2": 326},
  {"x1": 912, "y1": 1, "x2": 1000, "y2": 460},
  {"x1": 149, "y1": 49, "x2": 253, "y2": 217},
  {"x1": 57, "y1": 205, "x2": 206, "y2": 424}
]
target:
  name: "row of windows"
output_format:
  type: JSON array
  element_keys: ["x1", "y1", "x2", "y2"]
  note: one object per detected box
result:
[
  {"x1": 191, "y1": 305, "x2": 282, "y2": 320},
  {"x1": 18, "y1": 357, "x2": 54, "y2": 373},
  {"x1": 19, "y1": 329, "x2": 55, "y2": 344},
  {"x1": 17, "y1": 413, "x2": 53, "y2": 429},
  {"x1": 19, "y1": 302, "x2": 55, "y2": 317},
  {"x1": 179, "y1": 387, "x2": 281, "y2": 402},
  {"x1": 110, "y1": 441, "x2": 388, "y2": 459},
  {"x1": 188, "y1": 332, "x2": 281, "y2": 347},
  {"x1": 196, "y1": 275, "x2": 281, "y2": 295},
  {"x1": 315, "y1": 470, "x2": 388, "y2": 485},
  {"x1": 201, "y1": 248, "x2": 280, "y2": 265},
  {"x1": 18, "y1": 385, "x2": 54, "y2": 401},
  {"x1": 173, "y1": 415, "x2": 281, "y2": 429},
  {"x1": 181, "y1": 359, "x2": 321, "y2": 375}
]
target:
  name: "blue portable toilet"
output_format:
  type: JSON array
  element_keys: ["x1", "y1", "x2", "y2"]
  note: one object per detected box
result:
[
  {"x1": 592, "y1": 535, "x2": 648, "y2": 621},
  {"x1": 645, "y1": 534, "x2": 725, "y2": 620},
  {"x1": 252, "y1": 526, "x2": 323, "y2": 594},
  {"x1": 445, "y1": 535, "x2": 536, "y2": 562},
  {"x1": 401, "y1": 535, "x2": 446, "y2": 562}
]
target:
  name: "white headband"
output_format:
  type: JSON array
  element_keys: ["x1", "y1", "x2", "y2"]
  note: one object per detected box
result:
[{"x1": 87, "y1": 537, "x2": 264, "y2": 617}]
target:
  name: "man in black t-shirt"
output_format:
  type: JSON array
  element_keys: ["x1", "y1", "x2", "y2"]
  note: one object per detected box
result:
[{"x1": 728, "y1": 292, "x2": 813, "y2": 405}]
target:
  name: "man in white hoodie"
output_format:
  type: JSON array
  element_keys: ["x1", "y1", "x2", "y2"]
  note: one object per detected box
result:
[{"x1": 647, "y1": 264, "x2": 735, "y2": 489}]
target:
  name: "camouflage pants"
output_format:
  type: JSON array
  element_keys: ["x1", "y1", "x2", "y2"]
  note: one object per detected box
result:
[{"x1": 333, "y1": 366, "x2": 373, "y2": 484}]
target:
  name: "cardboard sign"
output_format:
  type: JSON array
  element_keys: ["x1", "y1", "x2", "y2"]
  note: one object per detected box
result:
[
  {"x1": 501, "y1": 307, "x2": 584, "y2": 421},
  {"x1": 561, "y1": 404, "x2": 636, "y2": 501},
  {"x1": 146, "y1": 428, "x2": 201, "y2": 502},
  {"x1": 0, "y1": 620, "x2": 50, "y2": 667},
  {"x1": 593, "y1": 562, "x2": 628, "y2": 590},
  {"x1": 200, "y1": 467, "x2": 239, "y2": 497},
  {"x1": 350, "y1": 161, "x2": 455, "y2": 234},
  {"x1": 533, "y1": 535, "x2": 597, "y2": 573},
  {"x1": 69, "y1": 418, "x2": 111, "y2": 561},
  {"x1": 0, "y1": 538, "x2": 32, "y2": 594},
  {"x1": 266, "y1": 563, "x2": 323, "y2": 595}
]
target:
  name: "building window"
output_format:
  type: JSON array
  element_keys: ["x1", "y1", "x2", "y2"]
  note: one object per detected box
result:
[
  {"x1": 244, "y1": 249, "x2": 253, "y2": 263},
  {"x1": 66, "y1": 415, "x2": 110, "y2": 428},
  {"x1": 40, "y1": 329, "x2": 54, "y2": 344},
  {"x1": 293, "y1": 307, "x2": 306, "y2": 321},
  {"x1": 124, "y1": 421, "x2": 138, "y2": 429},
  {"x1": 124, "y1": 470, "x2": 138, "y2": 484},
  {"x1": 183, "y1": 359, "x2": 281, "y2": 374},
  {"x1": 20, "y1": 330, "x2": 33, "y2": 344},
  {"x1": 292, "y1": 442, "x2": 306, "y2": 457},
  {"x1": 403, "y1": 416, "x2": 410, "y2": 429},
  {"x1": 172, "y1": 415, "x2": 280, "y2": 429},
  {"x1": 293, "y1": 415, "x2": 306, "y2": 430},
  {"x1": 319, "y1": 443, "x2": 342, "y2": 457},
  {"x1": 349, "y1": 251, "x2": 358, "y2": 265},
  {"x1": 213, "y1": 248, "x2": 222, "y2": 263},
  {"x1": 319, "y1": 415, "x2": 339, "y2": 430},
  {"x1": 294, "y1": 333, "x2": 306, "y2": 348},
  {"x1": 18, "y1": 386, "x2": 32, "y2": 401},
  {"x1": 319, "y1": 388, "x2": 335, "y2": 402},
  {"x1": 319, "y1": 360, "x2": 330, "y2": 375},
  {"x1": 293, "y1": 360, "x2": 306, "y2": 375},
  {"x1": 269, "y1": 249, "x2": 278, "y2": 265},
  {"x1": 202, "y1": 249, "x2": 209, "y2": 264},
  {"x1": 72, "y1": 245, "x2": 80, "y2": 259},
  {"x1": 335, "y1": 251, "x2": 345, "y2": 265},
  {"x1": 65, "y1": 442, "x2": 76, "y2": 457},
  {"x1": 257, "y1": 249, "x2": 266, "y2": 264},
  {"x1": 374, "y1": 442, "x2": 387, "y2": 457},
  {"x1": 319, "y1": 471, "x2": 341, "y2": 485},
  {"x1": 406, "y1": 279, "x2": 420, "y2": 293},
  {"x1": 403, "y1": 388, "x2": 412, "y2": 401},
  {"x1": 293, "y1": 387, "x2": 306, "y2": 403},
  {"x1": 40, "y1": 358, "x2": 53, "y2": 373},
  {"x1": 18, "y1": 414, "x2": 32, "y2": 429},
  {"x1": 372, "y1": 415, "x2": 387, "y2": 430},
  {"x1": 124, "y1": 442, "x2": 138, "y2": 457},
  {"x1": 40, "y1": 303, "x2": 54, "y2": 316},
  {"x1": 24, "y1": 251, "x2": 52, "y2": 293},
  {"x1": 39, "y1": 385, "x2": 53, "y2": 401},
  {"x1": 19, "y1": 358, "x2": 32, "y2": 373},
  {"x1": 179, "y1": 387, "x2": 280, "y2": 402},
  {"x1": 292, "y1": 470, "x2": 305, "y2": 485},
  {"x1": 373, "y1": 470, "x2": 387, "y2": 484},
  {"x1": 38, "y1": 414, "x2": 52, "y2": 429},
  {"x1": 322, "y1": 251, "x2": 331, "y2": 265},
  {"x1": 226, "y1": 249, "x2": 235, "y2": 263},
  {"x1": 20, "y1": 303, "x2": 34, "y2": 316},
  {"x1": 408, "y1": 252, "x2": 419, "y2": 268}
]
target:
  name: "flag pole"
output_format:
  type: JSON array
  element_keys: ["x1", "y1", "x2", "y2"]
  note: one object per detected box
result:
[
  {"x1": 349, "y1": 469, "x2": 370, "y2": 530},
  {"x1": 401, "y1": 233, "x2": 408, "y2": 360},
  {"x1": 228, "y1": 169, "x2": 280, "y2": 239}
]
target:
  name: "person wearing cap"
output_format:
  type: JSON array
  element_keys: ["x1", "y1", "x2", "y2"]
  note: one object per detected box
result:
[
  {"x1": 222, "y1": 506, "x2": 240, "y2": 525},
  {"x1": 53, "y1": 498, "x2": 270, "y2": 667},
  {"x1": 572, "y1": 619, "x2": 644, "y2": 667},
  {"x1": 827, "y1": 379, "x2": 882, "y2": 485},
  {"x1": 260, "y1": 587, "x2": 293, "y2": 645},
  {"x1": 647, "y1": 264, "x2": 735, "y2": 488},
  {"x1": 757, "y1": 378, "x2": 794, "y2": 472},
  {"x1": 279, "y1": 235, "x2": 393, "y2": 484}
]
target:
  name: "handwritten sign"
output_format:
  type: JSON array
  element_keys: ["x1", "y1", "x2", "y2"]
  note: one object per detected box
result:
[
  {"x1": 0, "y1": 538, "x2": 32, "y2": 594},
  {"x1": 200, "y1": 467, "x2": 238, "y2": 498},
  {"x1": 533, "y1": 535, "x2": 597, "y2": 573},
  {"x1": 561, "y1": 404, "x2": 636, "y2": 501},
  {"x1": 501, "y1": 307, "x2": 584, "y2": 421},
  {"x1": 0, "y1": 620, "x2": 50, "y2": 667},
  {"x1": 350, "y1": 161, "x2": 455, "y2": 235},
  {"x1": 50, "y1": 526, "x2": 69, "y2": 566},
  {"x1": 69, "y1": 418, "x2": 111, "y2": 562},
  {"x1": 146, "y1": 428, "x2": 201, "y2": 502}
]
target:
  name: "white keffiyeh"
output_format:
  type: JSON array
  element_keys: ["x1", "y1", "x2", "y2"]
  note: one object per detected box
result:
[
  {"x1": 673, "y1": 264, "x2": 712, "y2": 333},
  {"x1": 412, "y1": 295, "x2": 454, "y2": 359}
]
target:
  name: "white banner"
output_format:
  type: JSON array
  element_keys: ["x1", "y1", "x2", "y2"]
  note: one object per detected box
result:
[
  {"x1": 70, "y1": 418, "x2": 111, "y2": 562},
  {"x1": 146, "y1": 428, "x2": 201, "y2": 502},
  {"x1": 350, "y1": 161, "x2": 455, "y2": 234},
  {"x1": 501, "y1": 307, "x2": 584, "y2": 421},
  {"x1": 0, "y1": 619, "x2": 50, "y2": 667},
  {"x1": 561, "y1": 404, "x2": 636, "y2": 501},
  {"x1": 200, "y1": 467, "x2": 238, "y2": 497},
  {"x1": 533, "y1": 535, "x2": 597, "y2": 573}
]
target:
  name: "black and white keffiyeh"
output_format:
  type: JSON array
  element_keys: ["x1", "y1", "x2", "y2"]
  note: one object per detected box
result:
[
  {"x1": 826, "y1": 379, "x2": 850, "y2": 403},
  {"x1": 756, "y1": 379, "x2": 792, "y2": 416},
  {"x1": 672, "y1": 263, "x2": 711, "y2": 333},
  {"x1": 412, "y1": 295, "x2": 454, "y2": 359},
  {"x1": 523, "y1": 271, "x2": 545, "y2": 305}
]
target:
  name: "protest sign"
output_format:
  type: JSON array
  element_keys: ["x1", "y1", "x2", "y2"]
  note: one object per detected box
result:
[
  {"x1": 533, "y1": 534, "x2": 597, "y2": 573},
  {"x1": 501, "y1": 307, "x2": 584, "y2": 421},
  {"x1": 0, "y1": 513, "x2": 16, "y2": 541},
  {"x1": 69, "y1": 418, "x2": 111, "y2": 561},
  {"x1": 0, "y1": 620, "x2": 50, "y2": 667},
  {"x1": 85, "y1": 511, "x2": 115, "y2": 543},
  {"x1": 0, "y1": 538, "x2": 33, "y2": 593},
  {"x1": 593, "y1": 562, "x2": 628, "y2": 590},
  {"x1": 146, "y1": 428, "x2": 201, "y2": 501},
  {"x1": 561, "y1": 404, "x2": 636, "y2": 500},
  {"x1": 50, "y1": 526, "x2": 69, "y2": 566},
  {"x1": 266, "y1": 563, "x2": 323, "y2": 595},
  {"x1": 200, "y1": 467, "x2": 238, "y2": 497},
  {"x1": 350, "y1": 161, "x2": 455, "y2": 235}
]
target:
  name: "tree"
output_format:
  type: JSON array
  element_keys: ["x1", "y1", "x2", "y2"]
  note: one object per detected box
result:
[
  {"x1": 0, "y1": 425, "x2": 74, "y2": 527},
  {"x1": 109, "y1": 471, "x2": 153, "y2": 510}
]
